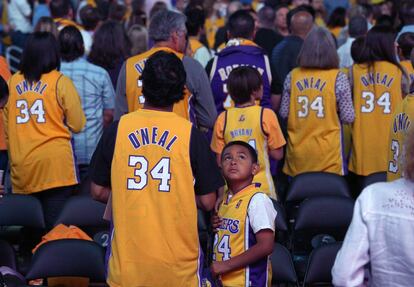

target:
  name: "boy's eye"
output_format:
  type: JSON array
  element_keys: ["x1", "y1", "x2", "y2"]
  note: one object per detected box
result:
[
  {"x1": 238, "y1": 154, "x2": 246, "y2": 160},
  {"x1": 223, "y1": 155, "x2": 232, "y2": 161}
]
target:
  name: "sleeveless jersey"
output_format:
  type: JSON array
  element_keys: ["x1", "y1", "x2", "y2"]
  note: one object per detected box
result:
[
  {"x1": 387, "y1": 95, "x2": 414, "y2": 181},
  {"x1": 125, "y1": 47, "x2": 195, "y2": 122},
  {"x1": 223, "y1": 106, "x2": 276, "y2": 199},
  {"x1": 189, "y1": 38, "x2": 204, "y2": 56},
  {"x1": 283, "y1": 68, "x2": 344, "y2": 176},
  {"x1": 349, "y1": 61, "x2": 403, "y2": 176},
  {"x1": 209, "y1": 38, "x2": 272, "y2": 114},
  {"x1": 6, "y1": 71, "x2": 78, "y2": 193},
  {"x1": 108, "y1": 109, "x2": 202, "y2": 287},
  {"x1": 401, "y1": 60, "x2": 414, "y2": 86},
  {"x1": 214, "y1": 184, "x2": 271, "y2": 287}
]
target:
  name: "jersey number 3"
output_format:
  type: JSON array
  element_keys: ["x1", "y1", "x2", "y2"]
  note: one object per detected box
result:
[
  {"x1": 127, "y1": 156, "x2": 171, "y2": 192},
  {"x1": 16, "y1": 99, "x2": 46, "y2": 124}
]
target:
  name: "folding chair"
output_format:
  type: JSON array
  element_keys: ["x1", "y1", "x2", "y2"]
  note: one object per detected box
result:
[
  {"x1": 271, "y1": 243, "x2": 299, "y2": 286},
  {"x1": 272, "y1": 199, "x2": 289, "y2": 245}
]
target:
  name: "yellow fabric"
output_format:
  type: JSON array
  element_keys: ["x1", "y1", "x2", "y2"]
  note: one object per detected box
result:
[
  {"x1": 284, "y1": 68, "x2": 344, "y2": 176},
  {"x1": 214, "y1": 184, "x2": 271, "y2": 287},
  {"x1": 387, "y1": 95, "x2": 414, "y2": 181},
  {"x1": 189, "y1": 38, "x2": 204, "y2": 57},
  {"x1": 401, "y1": 60, "x2": 414, "y2": 85},
  {"x1": 109, "y1": 109, "x2": 201, "y2": 287},
  {"x1": 216, "y1": 38, "x2": 258, "y2": 53},
  {"x1": 211, "y1": 106, "x2": 286, "y2": 199},
  {"x1": 5, "y1": 71, "x2": 85, "y2": 193},
  {"x1": 349, "y1": 62, "x2": 403, "y2": 176},
  {"x1": 125, "y1": 47, "x2": 192, "y2": 120},
  {"x1": 54, "y1": 18, "x2": 85, "y2": 31},
  {"x1": 329, "y1": 26, "x2": 343, "y2": 39},
  {"x1": 205, "y1": 17, "x2": 225, "y2": 49}
]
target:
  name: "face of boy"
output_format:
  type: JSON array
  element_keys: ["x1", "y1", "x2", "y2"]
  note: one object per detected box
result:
[{"x1": 221, "y1": 145, "x2": 259, "y2": 183}]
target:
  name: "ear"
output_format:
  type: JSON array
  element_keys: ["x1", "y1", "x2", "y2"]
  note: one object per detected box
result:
[{"x1": 251, "y1": 162, "x2": 259, "y2": 176}]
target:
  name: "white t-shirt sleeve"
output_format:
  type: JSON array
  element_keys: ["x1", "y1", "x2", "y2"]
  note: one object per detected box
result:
[{"x1": 248, "y1": 193, "x2": 277, "y2": 233}]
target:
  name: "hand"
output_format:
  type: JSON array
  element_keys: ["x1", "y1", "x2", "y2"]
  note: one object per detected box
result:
[
  {"x1": 211, "y1": 261, "x2": 230, "y2": 278},
  {"x1": 211, "y1": 213, "x2": 222, "y2": 233}
]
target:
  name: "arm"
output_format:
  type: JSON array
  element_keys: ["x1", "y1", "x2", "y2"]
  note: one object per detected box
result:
[
  {"x1": 262, "y1": 108, "x2": 286, "y2": 160},
  {"x1": 114, "y1": 62, "x2": 128, "y2": 120},
  {"x1": 279, "y1": 72, "x2": 292, "y2": 119},
  {"x1": 211, "y1": 230, "x2": 274, "y2": 276},
  {"x1": 332, "y1": 193, "x2": 370, "y2": 287},
  {"x1": 16, "y1": 0, "x2": 32, "y2": 17},
  {"x1": 335, "y1": 72, "x2": 355, "y2": 124},
  {"x1": 103, "y1": 109, "x2": 114, "y2": 128},
  {"x1": 210, "y1": 112, "x2": 226, "y2": 166},
  {"x1": 91, "y1": 182, "x2": 111, "y2": 203},
  {"x1": 57, "y1": 76, "x2": 86, "y2": 133},
  {"x1": 268, "y1": 147, "x2": 283, "y2": 160},
  {"x1": 196, "y1": 192, "x2": 216, "y2": 211},
  {"x1": 101, "y1": 70, "x2": 115, "y2": 127}
]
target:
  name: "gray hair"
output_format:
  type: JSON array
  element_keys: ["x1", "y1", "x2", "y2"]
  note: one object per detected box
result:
[{"x1": 149, "y1": 10, "x2": 187, "y2": 42}]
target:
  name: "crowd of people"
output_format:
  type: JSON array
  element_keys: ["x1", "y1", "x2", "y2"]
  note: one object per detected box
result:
[{"x1": 0, "y1": 0, "x2": 414, "y2": 286}]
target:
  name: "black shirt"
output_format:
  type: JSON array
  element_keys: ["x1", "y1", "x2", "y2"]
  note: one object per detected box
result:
[
  {"x1": 254, "y1": 28, "x2": 284, "y2": 57},
  {"x1": 90, "y1": 120, "x2": 225, "y2": 196}
]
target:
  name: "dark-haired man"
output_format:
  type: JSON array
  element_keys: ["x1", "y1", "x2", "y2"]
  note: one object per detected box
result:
[
  {"x1": 90, "y1": 51, "x2": 224, "y2": 287},
  {"x1": 207, "y1": 10, "x2": 273, "y2": 114}
]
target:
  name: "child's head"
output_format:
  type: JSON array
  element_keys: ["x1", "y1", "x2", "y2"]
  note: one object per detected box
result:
[
  {"x1": 397, "y1": 32, "x2": 414, "y2": 61},
  {"x1": 0, "y1": 76, "x2": 9, "y2": 108},
  {"x1": 221, "y1": 141, "x2": 259, "y2": 185},
  {"x1": 227, "y1": 66, "x2": 262, "y2": 105}
]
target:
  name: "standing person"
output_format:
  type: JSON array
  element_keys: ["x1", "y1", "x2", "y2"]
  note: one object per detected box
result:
[
  {"x1": 114, "y1": 10, "x2": 217, "y2": 132},
  {"x1": 396, "y1": 32, "x2": 414, "y2": 83},
  {"x1": 254, "y1": 5, "x2": 284, "y2": 56},
  {"x1": 90, "y1": 51, "x2": 224, "y2": 287},
  {"x1": 397, "y1": 0, "x2": 414, "y2": 40},
  {"x1": 207, "y1": 10, "x2": 273, "y2": 114},
  {"x1": 274, "y1": 4, "x2": 289, "y2": 37},
  {"x1": 211, "y1": 66, "x2": 285, "y2": 200},
  {"x1": 8, "y1": 0, "x2": 32, "y2": 48},
  {"x1": 332, "y1": 127, "x2": 414, "y2": 286},
  {"x1": 349, "y1": 25, "x2": 408, "y2": 192},
  {"x1": 4, "y1": 32, "x2": 86, "y2": 228},
  {"x1": 59, "y1": 26, "x2": 115, "y2": 181},
  {"x1": 211, "y1": 141, "x2": 277, "y2": 286},
  {"x1": 280, "y1": 27, "x2": 354, "y2": 177}
]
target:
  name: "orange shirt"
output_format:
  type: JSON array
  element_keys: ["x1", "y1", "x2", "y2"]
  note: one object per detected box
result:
[{"x1": 0, "y1": 56, "x2": 11, "y2": 150}]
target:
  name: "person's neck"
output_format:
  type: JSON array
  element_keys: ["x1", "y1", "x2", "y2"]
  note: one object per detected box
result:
[
  {"x1": 228, "y1": 181, "x2": 252, "y2": 195},
  {"x1": 143, "y1": 103, "x2": 173, "y2": 112},
  {"x1": 235, "y1": 100, "x2": 255, "y2": 108}
]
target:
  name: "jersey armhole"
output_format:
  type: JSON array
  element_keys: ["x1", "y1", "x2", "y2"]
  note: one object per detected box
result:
[
  {"x1": 223, "y1": 110, "x2": 228, "y2": 138},
  {"x1": 260, "y1": 107, "x2": 268, "y2": 137},
  {"x1": 55, "y1": 74, "x2": 64, "y2": 112}
]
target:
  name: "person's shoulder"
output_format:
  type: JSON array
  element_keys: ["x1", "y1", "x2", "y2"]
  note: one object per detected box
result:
[
  {"x1": 182, "y1": 55, "x2": 204, "y2": 70},
  {"x1": 250, "y1": 192, "x2": 273, "y2": 209}
]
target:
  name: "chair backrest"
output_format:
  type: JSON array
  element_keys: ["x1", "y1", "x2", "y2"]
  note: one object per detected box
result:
[
  {"x1": 25, "y1": 239, "x2": 106, "y2": 281},
  {"x1": 0, "y1": 194, "x2": 45, "y2": 229},
  {"x1": 303, "y1": 242, "x2": 342, "y2": 285},
  {"x1": 286, "y1": 172, "x2": 351, "y2": 203},
  {"x1": 271, "y1": 243, "x2": 298, "y2": 284},
  {"x1": 362, "y1": 172, "x2": 387, "y2": 189},
  {"x1": 0, "y1": 240, "x2": 17, "y2": 269},
  {"x1": 54, "y1": 195, "x2": 109, "y2": 228},
  {"x1": 294, "y1": 196, "x2": 354, "y2": 231},
  {"x1": 271, "y1": 199, "x2": 288, "y2": 232},
  {"x1": 5, "y1": 46, "x2": 23, "y2": 73}
]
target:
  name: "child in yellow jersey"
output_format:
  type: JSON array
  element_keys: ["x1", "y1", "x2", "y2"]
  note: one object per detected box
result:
[
  {"x1": 211, "y1": 66, "x2": 286, "y2": 200},
  {"x1": 211, "y1": 141, "x2": 277, "y2": 287}
]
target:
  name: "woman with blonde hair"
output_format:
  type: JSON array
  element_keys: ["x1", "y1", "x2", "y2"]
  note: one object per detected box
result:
[{"x1": 280, "y1": 26, "x2": 354, "y2": 177}]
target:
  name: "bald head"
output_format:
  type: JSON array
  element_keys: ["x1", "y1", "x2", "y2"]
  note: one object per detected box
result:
[{"x1": 290, "y1": 11, "x2": 313, "y2": 38}]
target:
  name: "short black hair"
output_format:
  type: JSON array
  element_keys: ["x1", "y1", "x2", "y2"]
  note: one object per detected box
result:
[
  {"x1": 49, "y1": 0, "x2": 71, "y2": 18},
  {"x1": 59, "y1": 26, "x2": 84, "y2": 62},
  {"x1": 0, "y1": 76, "x2": 9, "y2": 107},
  {"x1": 185, "y1": 5, "x2": 205, "y2": 36},
  {"x1": 222, "y1": 141, "x2": 258, "y2": 164},
  {"x1": 20, "y1": 32, "x2": 60, "y2": 83},
  {"x1": 348, "y1": 15, "x2": 368, "y2": 38},
  {"x1": 398, "y1": 32, "x2": 414, "y2": 60},
  {"x1": 228, "y1": 10, "x2": 255, "y2": 39},
  {"x1": 227, "y1": 66, "x2": 262, "y2": 105},
  {"x1": 141, "y1": 51, "x2": 186, "y2": 107},
  {"x1": 80, "y1": 5, "x2": 101, "y2": 31},
  {"x1": 351, "y1": 36, "x2": 368, "y2": 64}
]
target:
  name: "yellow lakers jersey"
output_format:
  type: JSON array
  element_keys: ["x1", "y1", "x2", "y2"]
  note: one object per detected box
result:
[
  {"x1": 6, "y1": 71, "x2": 80, "y2": 193},
  {"x1": 349, "y1": 61, "x2": 403, "y2": 176},
  {"x1": 125, "y1": 47, "x2": 192, "y2": 120},
  {"x1": 214, "y1": 184, "x2": 271, "y2": 287},
  {"x1": 223, "y1": 106, "x2": 277, "y2": 199},
  {"x1": 284, "y1": 68, "x2": 344, "y2": 176},
  {"x1": 205, "y1": 16, "x2": 225, "y2": 49},
  {"x1": 387, "y1": 95, "x2": 414, "y2": 181},
  {"x1": 109, "y1": 109, "x2": 201, "y2": 287},
  {"x1": 189, "y1": 38, "x2": 204, "y2": 56},
  {"x1": 401, "y1": 60, "x2": 414, "y2": 87}
]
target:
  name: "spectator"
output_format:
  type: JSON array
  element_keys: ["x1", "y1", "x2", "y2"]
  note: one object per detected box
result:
[
  {"x1": 108, "y1": 2, "x2": 127, "y2": 22},
  {"x1": 270, "y1": 8, "x2": 314, "y2": 111},
  {"x1": 32, "y1": 0, "x2": 51, "y2": 27},
  {"x1": 4, "y1": 32, "x2": 85, "y2": 228},
  {"x1": 213, "y1": 1, "x2": 243, "y2": 51},
  {"x1": 34, "y1": 17, "x2": 59, "y2": 38},
  {"x1": 327, "y1": 7, "x2": 346, "y2": 40},
  {"x1": 59, "y1": 26, "x2": 115, "y2": 180},
  {"x1": 280, "y1": 27, "x2": 354, "y2": 177},
  {"x1": 79, "y1": 5, "x2": 101, "y2": 37},
  {"x1": 114, "y1": 10, "x2": 217, "y2": 132},
  {"x1": 8, "y1": 0, "x2": 32, "y2": 48},
  {"x1": 397, "y1": 0, "x2": 414, "y2": 40},
  {"x1": 127, "y1": 24, "x2": 148, "y2": 56},
  {"x1": 254, "y1": 5, "x2": 284, "y2": 56},
  {"x1": 274, "y1": 4, "x2": 289, "y2": 37},
  {"x1": 397, "y1": 32, "x2": 414, "y2": 83},
  {"x1": 88, "y1": 21, "x2": 128, "y2": 89},
  {"x1": 332, "y1": 127, "x2": 414, "y2": 286},
  {"x1": 337, "y1": 16, "x2": 368, "y2": 69}
]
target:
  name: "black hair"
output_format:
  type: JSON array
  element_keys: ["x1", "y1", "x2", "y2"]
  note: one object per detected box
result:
[
  {"x1": 0, "y1": 76, "x2": 9, "y2": 107},
  {"x1": 108, "y1": 2, "x2": 127, "y2": 22},
  {"x1": 375, "y1": 15, "x2": 394, "y2": 28},
  {"x1": 185, "y1": 5, "x2": 205, "y2": 37},
  {"x1": 140, "y1": 51, "x2": 186, "y2": 107},
  {"x1": 227, "y1": 66, "x2": 262, "y2": 105},
  {"x1": 20, "y1": 32, "x2": 60, "y2": 83},
  {"x1": 348, "y1": 15, "x2": 368, "y2": 38},
  {"x1": 327, "y1": 7, "x2": 346, "y2": 28},
  {"x1": 59, "y1": 26, "x2": 84, "y2": 61},
  {"x1": 399, "y1": 0, "x2": 414, "y2": 25},
  {"x1": 227, "y1": 10, "x2": 255, "y2": 39},
  {"x1": 398, "y1": 32, "x2": 414, "y2": 60},
  {"x1": 49, "y1": 0, "x2": 71, "y2": 18},
  {"x1": 80, "y1": 5, "x2": 101, "y2": 31},
  {"x1": 88, "y1": 20, "x2": 128, "y2": 70},
  {"x1": 351, "y1": 36, "x2": 369, "y2": 64},
  {"x1": 222, "y1": 141, "x2": 258, "y2": 164}
]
